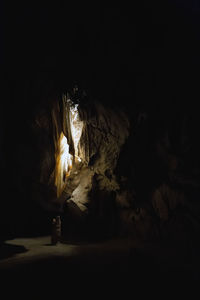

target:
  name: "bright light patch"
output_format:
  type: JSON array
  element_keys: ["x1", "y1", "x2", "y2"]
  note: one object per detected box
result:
[
  {"x1": 54, "y1": 99, "x2": 83, "y2": 198},
  {"x1": 68, "y1": 102, "x2": 83, "y2": 163},
  {"x1": 76, "y1": 155, "x2": 82, "y2": 162},
  {"x1": 55, "y1": 132, "x2": 73, "y2": 197}
]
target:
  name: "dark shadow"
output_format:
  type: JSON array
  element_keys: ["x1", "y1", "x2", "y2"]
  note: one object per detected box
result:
[{"x1": 0, "y1": 243, "x2": 28, "y2": 260}]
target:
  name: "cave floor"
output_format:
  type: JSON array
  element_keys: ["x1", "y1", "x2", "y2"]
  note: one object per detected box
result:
[{"x1": 0, "y1": 236, "x2": 199, "y2": 296}]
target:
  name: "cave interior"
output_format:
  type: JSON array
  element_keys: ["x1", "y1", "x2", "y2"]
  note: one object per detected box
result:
[{"x1": 1, "y1": 1, "x2": 200, "y2": 293}]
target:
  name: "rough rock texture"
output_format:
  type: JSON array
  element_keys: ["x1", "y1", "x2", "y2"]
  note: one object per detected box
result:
[
  {"x1": 115, "y1": 106, "x2": 200, "y2": 253},
  {"x1": 27, "y1": 89, "x2": 130, "y2": 239},
  {"x1": 2, "y1": 81, "x2": 200, "y2": 251},
  {"x1": 15, "y1": 86, "x2": 199, "y2": 249}
]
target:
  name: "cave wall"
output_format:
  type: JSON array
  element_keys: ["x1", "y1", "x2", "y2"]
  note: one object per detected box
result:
[
  {"x1": 1, "y1": 2, "x2": 200, "y2": 249},
  {"x1": 114, "y1": 101, "x2": 200, "y2": 255},
  {"x1": 2, "y1": 82, "x2": 200, "y2": 248},
  {"x1": 28, "y1": 89, "x2": 130, "y2": 238}
]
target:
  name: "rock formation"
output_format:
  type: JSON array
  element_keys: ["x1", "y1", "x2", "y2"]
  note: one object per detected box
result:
[
  {"x1": 2, "y1": 82, "x2": 200, "y2": 250},
  {"x1": 30, "y1": 87, "x2": 130, "y2": 239}
]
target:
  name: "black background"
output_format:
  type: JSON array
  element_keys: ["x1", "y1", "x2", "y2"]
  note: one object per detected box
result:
[
  {"x1": 1, "y1": 1, "x2": 200, "y2": 107},
  {"x1": 1, "y1": 1, "x2": 200, "y2": 151}
]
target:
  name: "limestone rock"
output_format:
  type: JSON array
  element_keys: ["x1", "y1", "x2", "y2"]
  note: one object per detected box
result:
[{"x1": 31, "y1": 91, "x2": 130, "y2": 222}]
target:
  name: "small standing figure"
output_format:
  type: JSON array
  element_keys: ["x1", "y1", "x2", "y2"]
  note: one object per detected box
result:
[{"x1": 51, "y1": 216, "x2": 61, "y2": 245}]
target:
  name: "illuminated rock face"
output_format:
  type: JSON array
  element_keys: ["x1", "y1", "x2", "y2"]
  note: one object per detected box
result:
[
  {"x1": 54, "y1": 132, "x2": 73, "y2": 198},
  {"x1": 40, "y1": 92, "x2": 130, "y2": 217},
  {"x1": 7, "y1": 86, "x2": 200, "y2": 244},
  {"x1": 68, "y1": 100, "x2": 83, "y2": 163},
  {"x1": 35, "y1": 90, "x2": 200, "y2": 243},
  {"x1": 53, "y1": 97, "x2": 84, "y2": 198},
  {"x1": 30, "y1": 90, "x2": 200, "y2": 244}
]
